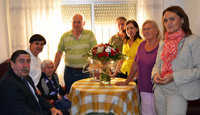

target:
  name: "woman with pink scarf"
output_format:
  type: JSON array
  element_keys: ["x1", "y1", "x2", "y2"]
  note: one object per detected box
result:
[{"x1": 152, "y1": 6, "x2": 200, "y2": 115}]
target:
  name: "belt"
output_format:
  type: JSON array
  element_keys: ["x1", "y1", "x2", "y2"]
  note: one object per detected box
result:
[{"x1": 66, "y1": 66, "x2": 83, "y2": 71}]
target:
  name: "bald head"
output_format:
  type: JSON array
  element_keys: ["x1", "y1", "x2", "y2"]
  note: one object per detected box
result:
[
  {"x1": 72, "y1": 14, "x2": 85, "y2": 33},
  {"x1": 72, "y1": 14, "x2": 84, "y2": 21}
]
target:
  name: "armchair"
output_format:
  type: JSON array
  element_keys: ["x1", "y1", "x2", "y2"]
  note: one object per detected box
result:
[{"x1": 0, "y1": 59, "x2": 10, "y2": 79}]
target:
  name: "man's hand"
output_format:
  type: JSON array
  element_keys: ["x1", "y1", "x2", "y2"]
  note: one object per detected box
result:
[
  {"x1": 50, "y1": 107, "x2": 63, "y2": 115},
  {"x1": 47, "y1": 100, "x2": 54, "y2": 104}
]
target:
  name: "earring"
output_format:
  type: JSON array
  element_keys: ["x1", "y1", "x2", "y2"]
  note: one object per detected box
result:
[{"x1": 182, "y1": 23, "x2": 184, "y2": 26}]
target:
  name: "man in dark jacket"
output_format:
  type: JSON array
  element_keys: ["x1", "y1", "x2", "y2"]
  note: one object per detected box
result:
[{"x1": 0, "y1": 50, "x2": 62, "y2": 115}]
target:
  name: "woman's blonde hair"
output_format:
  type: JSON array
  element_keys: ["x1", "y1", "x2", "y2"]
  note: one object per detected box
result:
[{"x1": 142, "y1": 20, "x2": 161, "y2": 41}]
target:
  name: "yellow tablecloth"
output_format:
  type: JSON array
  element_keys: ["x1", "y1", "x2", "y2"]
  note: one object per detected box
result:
[{"x1": 68, "y1": 78, "x2": 140, "y2": 115}]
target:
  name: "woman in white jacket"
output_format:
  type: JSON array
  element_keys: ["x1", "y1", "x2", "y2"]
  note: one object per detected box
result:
[{"x1": 152, "y1": 6, "x2": 200, "y2": 115}]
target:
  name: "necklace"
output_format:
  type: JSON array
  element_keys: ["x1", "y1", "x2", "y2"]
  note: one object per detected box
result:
[
  {"x1": 129, "y1": 38, "x2": 135, "y2": 47},
  {"x1": 145, "y1": 40, "x2": 158, "y2": 52}
]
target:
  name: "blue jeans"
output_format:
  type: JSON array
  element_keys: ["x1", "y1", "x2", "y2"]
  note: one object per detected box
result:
[{"x1": 64, "y1": 66, "x2": 89, "y2": 94}]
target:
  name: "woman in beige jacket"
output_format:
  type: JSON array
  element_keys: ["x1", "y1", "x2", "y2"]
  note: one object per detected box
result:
[{"x1": 152, "y1": 6, "x2": 200, "y2": 115}]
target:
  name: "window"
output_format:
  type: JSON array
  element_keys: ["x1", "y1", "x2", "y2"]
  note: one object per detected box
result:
[{"x1": 61, "y1": 0, "x2": 137, "y2": 44}]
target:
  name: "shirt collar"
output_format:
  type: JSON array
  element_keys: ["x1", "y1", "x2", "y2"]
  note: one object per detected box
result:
[
  {"x1": 70, "y1": 30, "x2": 83, "y2": 40},
  {"x1": 26, "y1": 48, "x2": 38, "y2": 62}
]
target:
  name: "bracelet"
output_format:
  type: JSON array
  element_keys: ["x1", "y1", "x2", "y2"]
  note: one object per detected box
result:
[{"x1": 133, "y1": 77, "x2": 137, "y2": 81}]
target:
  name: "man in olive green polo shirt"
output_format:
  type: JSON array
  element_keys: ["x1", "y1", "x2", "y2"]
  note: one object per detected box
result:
[
  {"x1": 109, "y1": 17, "x2": 127, "y2": 53},
  {"x1": 54, "y1": 14, "x2": 97, "y2": 93}
]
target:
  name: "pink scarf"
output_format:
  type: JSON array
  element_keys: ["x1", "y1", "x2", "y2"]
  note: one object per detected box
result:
[{"x1": 161, "y1": 29, "x2": 185, "y2": 77}]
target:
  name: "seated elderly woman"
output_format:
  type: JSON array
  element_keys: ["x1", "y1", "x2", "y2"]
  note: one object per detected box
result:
[{"x1": 37, "y1": 59, "x2": 71, "y2": 114}]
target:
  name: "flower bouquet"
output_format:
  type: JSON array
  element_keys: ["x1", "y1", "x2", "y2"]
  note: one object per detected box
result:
[{"x1": 85, "y1": 43, "x2": 124, "y2": 84}]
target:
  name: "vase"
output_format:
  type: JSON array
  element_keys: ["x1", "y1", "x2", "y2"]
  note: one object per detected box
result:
[
  {"x1": 99, "y1": 63, "x2": 111, "y2": 84},
  {"x1": 86, "y1": 59, "x2": 115, "y2": 84},
  {"x1": 91, "y1": 69, "x2": 100, "y2": 81},
  {"x1": 100, "y1": 71, "x2": 110, "y2": 84}
]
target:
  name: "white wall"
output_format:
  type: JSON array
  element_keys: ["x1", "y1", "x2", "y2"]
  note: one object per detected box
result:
[
  {"x1": 184, "y1": 0, "x2": 200, "y2": 35},
  {"x1": 0, "y1": 0, "x2": 10, "y2": 63},
  {"x1": 164, "y1": 0, "x2": 184, "y2": 9}
]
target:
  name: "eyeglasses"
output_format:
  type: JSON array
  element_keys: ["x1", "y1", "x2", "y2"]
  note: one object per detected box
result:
[{"x1": 35, "y1": 42, "x2": 44, "y2": 46}]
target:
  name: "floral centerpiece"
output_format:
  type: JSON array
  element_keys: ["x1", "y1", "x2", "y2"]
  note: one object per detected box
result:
[{"x1": 85, "y1": 43, "x2": 124, "y2": 84}]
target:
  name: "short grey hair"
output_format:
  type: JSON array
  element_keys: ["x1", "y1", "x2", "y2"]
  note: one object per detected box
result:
[{"x1": 41, "y1": 59, "x2": 53, "y2": 69}]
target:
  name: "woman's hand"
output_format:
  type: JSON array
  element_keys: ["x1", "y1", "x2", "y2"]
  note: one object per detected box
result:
[
  {"x1": 162, "y1": 73, "x2": 174, "y2": 84},
  {"x1": 109, "y1": 70, "x2": 118, "y2": 78},
  {"x1": 50, "y1": 107, "x2": 63, "y2": 115},
  {"x1": 153, "y1": 73, "x2": 174, "y2": 85},
  {"x1": 109, "y1": 73, "x2": 116, "y2": 78},
  {"x1": 153, "y1": 73, "x2": 163, "y2": 84},
  {"x1": 47, "y1": 100, "x2": 54, "y2": 104},
  {"x1": 115, "y1": 81, "x2": 128, "y2": 86},
  {"x1": 64, "y1": 94, "x2": 69, "y2": 98},
  {"x1": 57, "y1": 94, "x2": 62, "y2": 100}
]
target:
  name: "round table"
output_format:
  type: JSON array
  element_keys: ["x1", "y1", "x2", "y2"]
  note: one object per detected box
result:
[{"x1": 68, "y1": 78, "x2": 140, "y2": 115}]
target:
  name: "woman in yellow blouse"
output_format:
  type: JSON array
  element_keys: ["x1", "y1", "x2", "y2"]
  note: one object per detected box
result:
[{"x1": 111, "y1": 20, "x2": 143, "y2": 78}]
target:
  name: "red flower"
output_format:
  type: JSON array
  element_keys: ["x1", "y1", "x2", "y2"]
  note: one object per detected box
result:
[
  {"x1": 111, "y1": 50, "x2": 116, "y2": 56},
  {"x1": 97, "y1": 44, "x2": 105, "y2": 47},
  {"x1": 93, "y1": 52, "x2": 96, "y2": 56},
  {"x1": 97, "y1": 52, "x2": 109, "y2": 57},
  {"x1": 92, "y1": 47, "x2": 98, "y2": 51},
  {"x1": 98, "y1": 53, "x2": 104, "y2": 57},
  {"x1": 87, "y1": 43, "x2": 123, "y2": 61},
  {"x1": 104, "y1": 52, "x2": 109, "y2": 57},
  {"x1": 105, "y1": 43, "x2": 110, "y2": 46},
  {"x1": 115, "y1": 49, "x2": 119, "y2": 53}
]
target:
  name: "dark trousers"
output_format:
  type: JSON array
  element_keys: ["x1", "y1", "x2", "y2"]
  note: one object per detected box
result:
[
  {"x1": 116, "y1": 72, "x2": 128, "y2": 79},
  {"x1": 64, "y1": 66, "x2": 89, "y2": 94},
  {"x1": 54, "y1": 98, "x2": 71, "y2": 115}
]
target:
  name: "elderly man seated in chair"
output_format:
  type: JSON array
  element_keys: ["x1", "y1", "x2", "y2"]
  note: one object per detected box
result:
[{"x1": 37, "y1": 59, "x2": 71, "y2": 115}]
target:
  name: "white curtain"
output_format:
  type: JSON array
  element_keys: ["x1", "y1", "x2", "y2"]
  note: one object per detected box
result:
[
  {"x1": 8, "y1": 0, "x2": 64, "y2": 60},
  {"x1": 137, "y1": 0, "x2": 164, "y2": 37},
  {"x1": 7, "y1": 0, "x2": 66, "y2": 84},
  {"x1": 0, "y1": 0, "x2": 10, "y2": 62}
]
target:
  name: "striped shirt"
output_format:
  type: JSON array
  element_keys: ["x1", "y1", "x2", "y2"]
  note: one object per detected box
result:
[
  {"x1": 58, "y1": 29, "x2": 97, "y2": 68},
  {"x1": 109, "y1": 33, "x2": 123, "y2": 53}
]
